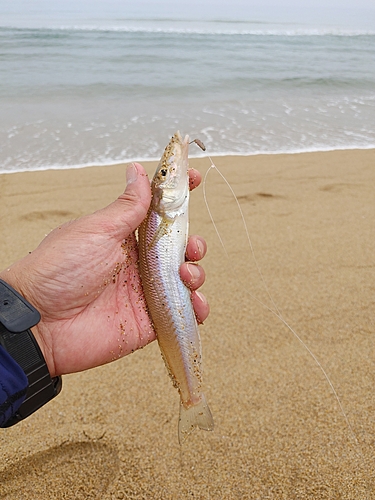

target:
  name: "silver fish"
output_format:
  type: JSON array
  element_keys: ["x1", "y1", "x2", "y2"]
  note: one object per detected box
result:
[{"x1": 138, "y1": 131, "x2": 214, "y2": 443}]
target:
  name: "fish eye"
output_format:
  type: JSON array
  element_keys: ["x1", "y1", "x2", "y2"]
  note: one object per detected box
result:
[{"x1": 160, "y1": 168, "x2": 167, "y2": 176}]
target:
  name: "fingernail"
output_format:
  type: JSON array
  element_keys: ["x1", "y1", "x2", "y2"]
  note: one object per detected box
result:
[
  {"x1": 126, "y1": 163, "x2": 138, "y2": 185},
  {"x1": 195, "y1": 290, "x2": 206, "y2": 304},
  {"x1": 194, "y1": 291, "x2": 208, "y2": 324},
  {"x1": 196, "y1": 238, "x2": 205, "y2": 259},
  {"x1": 187, "y1": 263, "x2": 200, "y2": 283}
]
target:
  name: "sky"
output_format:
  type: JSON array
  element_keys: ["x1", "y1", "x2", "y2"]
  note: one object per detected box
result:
[{"x1": 0, "y1": 0, "x2": 374, "y2": 30}]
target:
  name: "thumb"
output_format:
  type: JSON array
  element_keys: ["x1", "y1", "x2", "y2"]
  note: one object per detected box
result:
[{"x1": 101, "y1": 163, "x2": 152, "y2": 237}]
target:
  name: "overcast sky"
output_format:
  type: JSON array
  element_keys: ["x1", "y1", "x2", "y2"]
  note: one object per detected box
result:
[{"x1": 0, "y1": 0, "x2": 374, "y2": 28}]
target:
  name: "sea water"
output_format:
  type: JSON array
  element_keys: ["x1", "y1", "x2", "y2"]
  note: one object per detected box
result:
[{"x1": 0, "y1": 7, "x2": 374, "y2": 172}]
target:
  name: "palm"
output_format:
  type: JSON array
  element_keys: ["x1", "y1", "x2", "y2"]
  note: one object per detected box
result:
[{"x1": 31, "y1": 217, "x2": 154, "y2": 376}]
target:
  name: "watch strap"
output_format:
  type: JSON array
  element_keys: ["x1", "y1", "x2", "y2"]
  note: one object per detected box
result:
[{"x1": 0, "y1": 280, "x2": 62, "y2": 426}]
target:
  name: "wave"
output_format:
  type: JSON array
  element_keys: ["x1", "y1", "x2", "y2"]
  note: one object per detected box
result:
[
  {"x1": 3, "y1": 78, "x2": 373, "y2": 100},
  {"x1": 1, "y1": 24, "x2": 374, "y2": 37}
]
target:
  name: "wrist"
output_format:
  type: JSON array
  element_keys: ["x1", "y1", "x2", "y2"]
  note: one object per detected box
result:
[
  {"x1": 0, "y1": 268, "x2": 54, "y2": 377},
  {"x1": 0, "y1": 278, "x2": 62, "y2": 426}
]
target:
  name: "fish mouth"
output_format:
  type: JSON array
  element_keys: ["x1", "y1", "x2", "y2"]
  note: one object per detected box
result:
[
  {"x1": 164, "y1": 131, "x2": 189, "y2": 164},
  {"x1": 151, "y1": 132, "x2": 191, "y2": 214},
  {"x1": 157, "y1": 131, "x2": 190, "y2": 185}
]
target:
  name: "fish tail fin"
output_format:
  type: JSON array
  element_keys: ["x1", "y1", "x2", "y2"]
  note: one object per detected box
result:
[{"x1": 178, "y1": 394, "x2": 214, "y2": 444}]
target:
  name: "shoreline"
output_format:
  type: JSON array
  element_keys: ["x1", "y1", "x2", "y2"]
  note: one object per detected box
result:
[{"x1": 1, "y1": 145, "x2": 374, "y2": 175}]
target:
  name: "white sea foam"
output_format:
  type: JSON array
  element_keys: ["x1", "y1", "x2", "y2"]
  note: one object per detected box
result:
[
  {"x1": 11, "y1": 25, "x2": 372, "y2": 37},
  {"x1": 0, "y1": 18, "x2": 374, "y2": 173},
  {"x1": 1, "y1": 144, "x2": 374, "y2": 176}
]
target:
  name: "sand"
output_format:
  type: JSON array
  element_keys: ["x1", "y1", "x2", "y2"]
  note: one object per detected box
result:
[{"x1": 0, "y1": 149, "x2": 374, "y2": 499}]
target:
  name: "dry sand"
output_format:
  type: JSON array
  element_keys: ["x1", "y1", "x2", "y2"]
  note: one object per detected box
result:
[{"x1": 0, "y1": 149, "x2": 374, "y2": 499}]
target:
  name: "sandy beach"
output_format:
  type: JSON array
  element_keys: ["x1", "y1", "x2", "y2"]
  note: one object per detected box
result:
[{"x1": 0, "y1": 149, "x2": 374, "y2": 499}]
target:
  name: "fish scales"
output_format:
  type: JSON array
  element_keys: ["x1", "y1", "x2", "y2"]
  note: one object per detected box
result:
[{"x1": 138, "y1": 131, "x2": 213, "y2": 443}]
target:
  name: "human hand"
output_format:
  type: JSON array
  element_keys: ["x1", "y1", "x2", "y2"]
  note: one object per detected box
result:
[{"x1": 0, "y1": 163, "x2": 209, "y2": 377}]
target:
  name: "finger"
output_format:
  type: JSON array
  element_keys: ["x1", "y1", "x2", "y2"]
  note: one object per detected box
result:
[
  {"x1": 180, "y1": 263, "x2": 206, "y2": 290},
  {"x1": 188, "y1": 168, "x2": 202, "y2": 191},
  {"x1": 191, "y1": 291, "x2": 210, "y2": 324},
  {"x1": 186, "y1": 235, "x2": 207, "y2": 262},
  {"x1": 99, "y1": 163, "x2": 151, "y2": 238}
]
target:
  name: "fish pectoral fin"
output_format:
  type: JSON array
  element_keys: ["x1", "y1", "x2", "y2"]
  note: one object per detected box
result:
[
  {"x1": 147, "y1": 217, "x2": 174, "y2": 251},
  {"x1": 178, "y1": 394, "x2": 214, "y2": 445}
]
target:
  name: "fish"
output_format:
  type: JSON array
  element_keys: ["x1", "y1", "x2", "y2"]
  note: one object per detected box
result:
[{"x1": 138, "y1": 131, "x2": 214, "y2": 444}]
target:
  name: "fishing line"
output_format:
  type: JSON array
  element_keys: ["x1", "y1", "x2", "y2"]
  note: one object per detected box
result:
[{"x1": 203, "y1": 156, "x2": 364, "y2": 463}]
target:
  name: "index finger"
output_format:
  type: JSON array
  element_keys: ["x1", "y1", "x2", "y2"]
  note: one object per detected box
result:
[{"x1": 188, "y1": 168, "x2": 202, "y2": 191}]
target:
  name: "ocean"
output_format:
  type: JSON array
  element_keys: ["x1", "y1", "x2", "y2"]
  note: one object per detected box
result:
[{"x1": 1, "y1": 13, "x2": 374, "y2": 173}]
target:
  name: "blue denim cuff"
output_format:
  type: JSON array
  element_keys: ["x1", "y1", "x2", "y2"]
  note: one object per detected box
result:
[{"x1": 0, "y1": 345, "x2": 28, "y2": 427}]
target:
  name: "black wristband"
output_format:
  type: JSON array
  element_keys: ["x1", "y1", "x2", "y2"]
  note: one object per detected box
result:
[{"x1": 0, "y1": 279, "x2": 62, "y2": 426}]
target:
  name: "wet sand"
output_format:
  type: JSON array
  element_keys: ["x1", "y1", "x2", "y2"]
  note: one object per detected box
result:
[{"x1": 1, "y1": 149, "x2": 374, "y2": 499}]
